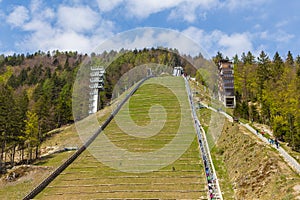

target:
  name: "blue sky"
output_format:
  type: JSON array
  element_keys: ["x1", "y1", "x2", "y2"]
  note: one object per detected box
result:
[{"x1": 0, "y1": 0, "x2": 300, "y2": 58}]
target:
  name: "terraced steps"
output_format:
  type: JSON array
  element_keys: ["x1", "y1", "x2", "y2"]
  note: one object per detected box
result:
[{"x1": 36, "y1": 77, "x2": 208, "y2": 199}]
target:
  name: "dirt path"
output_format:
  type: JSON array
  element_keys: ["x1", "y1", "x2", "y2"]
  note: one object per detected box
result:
[
  {"x1": 199, "y1": 103, "x2": 300, "y2": 175},
  {"x1": 215, "y1": 108, "x2": 300, "y2": 175}
]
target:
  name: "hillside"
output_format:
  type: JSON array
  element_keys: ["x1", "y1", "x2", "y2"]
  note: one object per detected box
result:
[
  {"x1": 0, "y1": 75, "x2": 299, "y2": 199},
  {"x1": 197, "y1": 107, "x2": 300, "y2": 199},
  {"x1": 0, "y1": 48, "x2": 199, "y2": 173},
  {"x1": 0, "y1": 49, "x2": 299, "y2": 199},
  {"x1": 34, "y1": 76, "x2": 208, "y2": 199},
  {"x1": 1, "y1": 49, "x2": 299, "y2": 174}
]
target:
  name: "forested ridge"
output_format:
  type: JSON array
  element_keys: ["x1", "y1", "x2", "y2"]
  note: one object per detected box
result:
[
  {"x1": 0, "y1": 51, "x2": 84, "y2": 172},
  {"x1": 0, "y1": 48, "x2": 194, "y2": 172},
  {"x1": 0, "y1": 49, "x2": 299, "y2": 173}
]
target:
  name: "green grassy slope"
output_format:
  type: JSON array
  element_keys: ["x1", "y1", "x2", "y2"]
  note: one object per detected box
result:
[{"x1": 35, "y1": 76, "x2": 207, "y2": 199}]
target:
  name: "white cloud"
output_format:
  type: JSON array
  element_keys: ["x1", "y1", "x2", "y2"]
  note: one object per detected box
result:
[
  {"x1": 43, "y1": 8, "x2": 55, "y2": 19},
  {"x1": 254, "y1": 24, "x2": 261, "y2": 29},
  {"x1": 218, "y1": 33, "x2": 253, "y2": 57},
  {"x1": 259, "y1": 31, "x2": 268, "y2": 39},
  {"x1": 275, "y1": 20, "x2": 289, "y2": 28},
  {"x1": 95, "y1": 0, "x2": 266, "y2": 22},
  {"x1": 168, "y1": 5, "x2": 196, "y2": 22},
  {"x1": 6, "y1": 6, "x2": 30, "y2": 27},
  {"x1": 169, "y1": 0, "x2": 217, "y2": 22},
  {"x1": 126, "y1": 0, "x2": 218, "y2": 22},
  {"x1": 30, "y1": 0, "x2": 42, "y2": 13},
  {"x1": 95, "y1": 0, "x2": 218, "y2": 22},
  {"x1": 23, "y1": 19, "x2": 53, "y2": 33},
  {"x1": 225, "y1": 0, "x2": 269, "y2": 10},
  {"x1": 96, "y1": 0, "x2": 124, "y2": 12},
  {"x1": 19, "y1": 20, "x2": 102, "y2": 53},
  {"x1": 6, "y1": 3, "x2": 114, "y2": 53},
  {"x1": 259, "y1": 30, "x2": 294, "y2": 43},
  {"x1": 51, "y1": 31, "x2": 92, "y2": 51},
  {"x1": 20, "y1": 25, "x2": 113, "y2": 54},
  {"x1": 182, "y1": 26, "x2": 212, "y2": 49},
  {"x1": 275, "y1": 31, "x2": 294, "y2": 43},
  {"x1": 125, "y1": 0, "x2": 184, "y2": 18},
  {"x1": 182, "y1": 26, "x2": 253, "y2": 57},
  {"x1": 98, "y1": 28, "x2": 202, "y2": 56},
  {"x1": 4, "y1": 0, "x2": 286, "y2": 56},
  {"x1": 57, "y1": 5, "x2": 99, "y2": 32}
]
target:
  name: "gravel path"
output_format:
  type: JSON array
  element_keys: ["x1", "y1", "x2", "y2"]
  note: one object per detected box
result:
[{"x1": 242, "y1": 123, "x2": 300, "y2": 175}]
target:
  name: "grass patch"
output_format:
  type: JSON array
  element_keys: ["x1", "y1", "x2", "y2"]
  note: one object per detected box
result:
[
  {"x1": 34, "y1": 151, "x2": 74, "y2": 167},
  {"x1": 210, "y1": 146, "x2": 235, "y2": 199}
]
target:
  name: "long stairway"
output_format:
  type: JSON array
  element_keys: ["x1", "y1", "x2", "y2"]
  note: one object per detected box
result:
[{"x1": 185, "y1": 78, "x2": 223, "y2": 200}]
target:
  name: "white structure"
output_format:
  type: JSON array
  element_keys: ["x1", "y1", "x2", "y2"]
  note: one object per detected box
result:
[
  {"x1": 172, "y1": 66, "x2": 183, "y2": 76},
  {"x1": 89, "y1": 66, "x2": 105, "y2": 114}
]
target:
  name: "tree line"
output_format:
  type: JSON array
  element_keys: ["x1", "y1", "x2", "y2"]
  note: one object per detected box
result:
[
  {"x1": 0, "y1": 48, "x2": 299, "y2": 173},
  {"x1": 102, "y1": 48, "x2": 196, "y2": 106},
  {"x1": 0, "y1": 51, "x2": 81, "y2": 172},
  {"x1": 214, "y1": 51, "x2": 300, "y2": 151}
]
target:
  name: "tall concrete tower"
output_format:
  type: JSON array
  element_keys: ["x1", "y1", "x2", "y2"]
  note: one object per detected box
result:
[{"x1": 89, "y1": 66, "x2": 105, "y2": 114}]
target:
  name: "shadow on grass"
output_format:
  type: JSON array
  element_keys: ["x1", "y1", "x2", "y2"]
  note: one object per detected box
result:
[{"x1": 33, "y1": 151, "x2": 74, "y2": 166}]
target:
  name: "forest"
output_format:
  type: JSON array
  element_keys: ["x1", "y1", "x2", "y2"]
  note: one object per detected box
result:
[
  {"x1": 219, "y1": 51, "x2": 300, "y2": 151},
  {"x1": 0, "y1": 48, "x2": 299, "y2": 173}
]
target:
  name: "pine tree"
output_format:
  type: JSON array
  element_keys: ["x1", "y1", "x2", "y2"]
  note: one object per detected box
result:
[
  {"x1": 257, "y1": 51, "x2": 271, "y2": 99},
  {"x1": 0, "y1": 84, "x2": 16, "y2": 170},
  {"x1": 271, "y1": 51, "x2": 284, "y2": 80},
  {"x1": 45, "y1": 67, "x2": 51, "y2": 79},
  {"x1": 55, "y1": 83, "x2": 72, "y2": 126},
  {"x1": 14, "y1": 91, "x2": 29, "y2": 162},
  {"x1": 19, "y1": 68, "x2": 28, "y2": 85},
  {"x1": 233, "y1": 54, "x2": 239, "y2": 64},
  {"x1": 212, "y1": 51, "x2": 223, "y2": 65},
  {"x1": 296, "y1": 55, "x2": 300, "y2": 77},
  {"x1": 7, "y1": 74, "x2": 20, "y2": 88},
  {"x1": 241, "y1": 51, "x2": 255, "y2": 65},
  {"x1": 286, "y1": 51, "x2": 294, "y2": 66}
]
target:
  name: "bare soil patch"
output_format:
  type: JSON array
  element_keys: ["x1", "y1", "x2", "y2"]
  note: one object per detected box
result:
[
  {"x1": 214, "y1": 122, "x2": 300, "y2": 199},
  {"x1": 0, "y1": 165, "x2": 52, "y2": 186}
]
